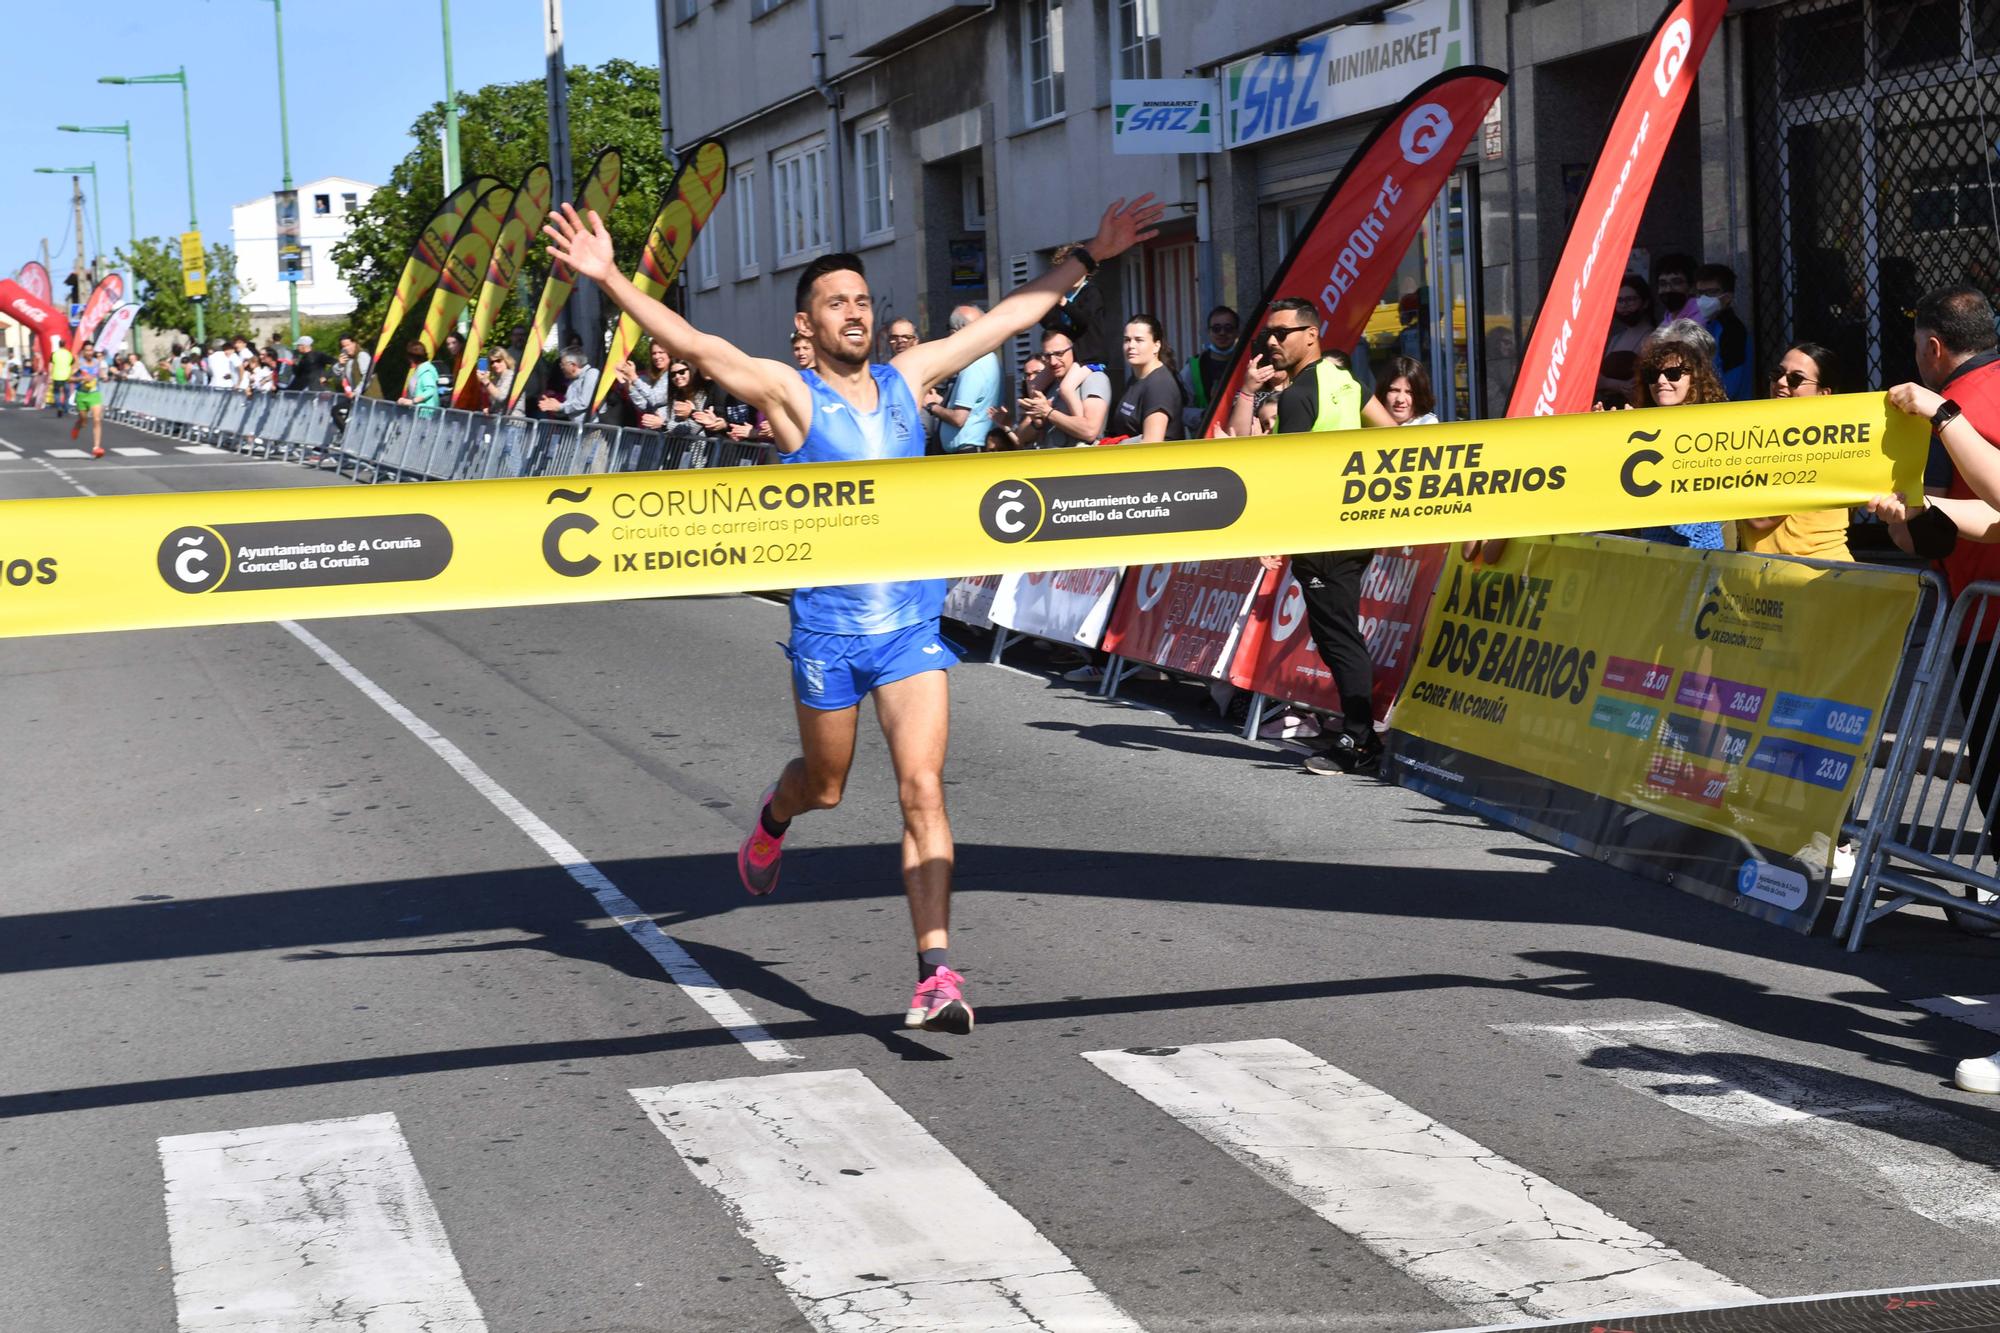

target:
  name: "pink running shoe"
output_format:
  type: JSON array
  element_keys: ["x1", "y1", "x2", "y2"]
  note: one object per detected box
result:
[
  {"x1": 737, "y1": 786, "x2": 785, "y2": 897},
  {"x1": 904, "y1": 966, "x2": 975, "y2": 1035}
]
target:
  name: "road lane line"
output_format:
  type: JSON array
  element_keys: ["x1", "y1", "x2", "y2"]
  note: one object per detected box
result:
[
  {"x1": 0, "y1": 435, "x2": 98, "y2": 496},
  {"x1": 1497, "y1": 1014, "x2": 2000, "y2": 1240},
  {"x1": 111, "y1": 445, "x2": 159, "y2": 455},
  {"x1": 159, "y1": 1112, "x2": 488, "y2": 1332},
  {"x1": 45, "y1": 446, "x2": 91, "y2": 458},
  {"x1": 279, "y1": 619, "x2": 797, "y2": 1063},
  {"x1": 1085, "y1": 1039, "x2": 1756, "y2": 1326},
  {"x1": 633, "y1": 1068, "x2": 1142, "y2": 1331},
  {"x1": 1912, "y1": 993, "x2": 2000, "y2": 1035}
]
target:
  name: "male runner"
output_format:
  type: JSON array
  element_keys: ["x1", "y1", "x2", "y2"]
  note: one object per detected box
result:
[{"x1": 545, "y1": 194, "x2": 1162, "y2": 1035}]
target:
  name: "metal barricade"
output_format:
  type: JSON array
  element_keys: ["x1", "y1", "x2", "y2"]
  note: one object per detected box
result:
[
  {"x1": 337, "y1": 397, "x2": 397, "y2": 478},
  {"x1": 1845, "y1": 578, "x2": 2000, "y2": 948}
]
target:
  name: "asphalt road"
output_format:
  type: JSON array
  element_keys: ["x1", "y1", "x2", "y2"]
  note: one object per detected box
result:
[{"x1": 3, "y1": 400, "x2": 1999, "y2": 1333}]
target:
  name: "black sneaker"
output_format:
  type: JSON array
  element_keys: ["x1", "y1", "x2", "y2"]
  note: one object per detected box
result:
[{"x1": 1304, "y1": 731, "x2": 1382, "y2": 775}]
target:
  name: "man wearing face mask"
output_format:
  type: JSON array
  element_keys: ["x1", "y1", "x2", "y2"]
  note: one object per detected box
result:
[
  {"x1": 1182, "y1": 305, "x2": 1239, "y2": 430},
  {"x1": 1653, "y1": 253, "x2": 1698, "y2": 324},
  {"x1": 1695, "y1": 263, "x2": 1754, "y2": 400}
]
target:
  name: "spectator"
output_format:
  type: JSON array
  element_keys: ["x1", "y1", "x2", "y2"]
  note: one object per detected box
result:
[
  {"x1": 985, "y1": 355, "x2": 1046, "y2": 450},
  {"x1": 1182, "y1": 304, "x2": 1241, "y2": 426},
  {"x1": 1255, "y1": 295, "x2": 1396, "y2": 776},
  {"x1": 1627, "y1": 328, "x2": 1728, "y2": 549},
  {"x1": 1598, "y1": 274, "x2": 1655, "y2": 407},
  {"x1": 47, "y1": 336, "x2": 73, "y2": 417},
  {"x1": 1110, "y1": 312, "x2": 1186, "y2": 442},
  {"x1": 1224, "y1": 330, "x2": 1287, "y2": 436},
  {"x1": 537, "y1": 347, "x2": 599, "y2": 422},
  {"x1": 437, "y1": 332, "x2": 466, "y2": 389},
  {"x1": 1014, "y1": 327, "x2": 1110, "y2": 447},
  {"x1": 1696, "y1": 263, "x2": 1754, "y2": 400},
  {"x1": 616, "y1": 342, "x2": 676, "y2": 428},
  {"x1": 337, "y1": 333, "x2": 373, "y2": 399},
  {"x1": 790, "y1": 330, "x2": 816, "y2": 371},
  {"x1": 1738, "y1": 343, "x2": 1851, "y2": 561},
  {"x1": 1376, "y1": 353, "x2": 1438, "y2": 426},
  {"x1": 1654, "y1": 253, "x2": 1698, "y2": 323},
  {"x1": 884, "y1": 317, "x2": 919, "y2": 359},
  {"x1": 288, "y1": 334, "x2": 333, "y2": 391},
  {"x1": 923, "y1": 304, "x2": 1001, "y2": 452},
  {"x1": 244, "y1": 348, "x2": 278, "y2": 395},
  {"x1": 486, "y1": 349, "x2": 516, "y2": 410},
  {"x1": 398, "y1": 338, "x2": 441, "y2": 411}
]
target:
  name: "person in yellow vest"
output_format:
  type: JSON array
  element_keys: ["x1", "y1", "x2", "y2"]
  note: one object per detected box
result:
[
  {"x1": 1252, "y1": 296, "x2": 1397, "y2": 774},
  {"x1": 47, "y1": 336, "x2": 74, "y2": 417},
  {"x1": 1736, "y1": 342, "x2": 1852, "y2": 561}
]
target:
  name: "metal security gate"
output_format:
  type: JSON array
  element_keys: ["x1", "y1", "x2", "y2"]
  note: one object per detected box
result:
[{"x1": 1746, "y1": 0, "x2": 2000, "y2": 389}]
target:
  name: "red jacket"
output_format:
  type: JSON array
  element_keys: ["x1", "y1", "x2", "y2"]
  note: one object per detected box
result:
[{"x1": 1937, "y1": 353, "x2": 2000, "y2": 605}]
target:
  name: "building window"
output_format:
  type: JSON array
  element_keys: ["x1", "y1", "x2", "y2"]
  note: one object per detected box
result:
[
  {"x1": 312, "y1": 193, "x2": 331, "y2": 216},
  {"x1": 295, "y1": 245, "x2": 315, "y2": 284},
  {"x1": 750, "y1": 0, "x2": 792, "y2": 16},
  {"x1": 340, "y1": 192, "x2": 358, "y2": 213},
  {"x1": 856, "y1": 115, "x2": 894, "y2": 245},
  {"x1": 733, "y1": 166, "x2": 759, "y2": 278},
  {"x1": 1022, "y1": 0, "x2": 1065, "y2": 127},
  {"x1": 1114, "y1": 0, "x2": 1161, "y2": 80},
  {"x1": 773, "y1": 137, "x2": 829, "y2": 264},
  {"x1": 962, "y1": 163, "x2": 986, "y2": 229},
  {"x1": 695, "y1": 225, "x2": 719, "y2": 291},
  {"x1": 673, "y1": 0, "x2": 698, "y2": 23}
]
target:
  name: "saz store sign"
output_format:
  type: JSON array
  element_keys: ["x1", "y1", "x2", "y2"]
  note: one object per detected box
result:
[
  {"x1": 1112, "y1": 79, "x2": 1222, "y2": 154},
  {"x1": 1224, "y1": 0, "x2": 1469, "y2": 150}
]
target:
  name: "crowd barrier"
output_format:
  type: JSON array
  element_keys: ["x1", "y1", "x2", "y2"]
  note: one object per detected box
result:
[{"x1": 101, "y1": 379, "x2": 773, "y2": 481}]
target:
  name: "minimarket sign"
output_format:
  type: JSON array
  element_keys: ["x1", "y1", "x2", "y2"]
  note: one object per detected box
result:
[{"x1": 1222, "y1": 0, "x2": 1471, "y2": 151}]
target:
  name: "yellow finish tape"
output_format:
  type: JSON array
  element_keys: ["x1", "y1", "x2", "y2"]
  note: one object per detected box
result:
[{"x1": 0, "y1": 392, "x2": 1929, "y2": 639}]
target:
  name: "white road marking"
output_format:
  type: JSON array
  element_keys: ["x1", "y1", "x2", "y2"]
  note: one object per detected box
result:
[
  {"x1": 633, "y1": 1068, "x2": 1141, "y2": 1331},
  {"x1": 111, "y1": 445, "x2": 158, "y2": 455},
  {"x1": 45, "y1": 447, "x2": 91, "y2": 458},
  {"x1": 177, "y1": 443, "x2": 229, "y2": 453},
  {"x1": 1912, "y1": 994, "x2": 2000, "y2": 1035},
  {"x1": 1498, "y1": 1014, "x2": 2000, "y2": 1240},
  {"x1": 159, "y1": 1112, "x2": 487, "y2": 1332},
  {"x1": 280, "y1": 619, "x2": 797, "y2": 1063},
  {"x1": 1085, "y1": 1039, "x2": 1756, "y2": 1326},
  {"x1": 1428, "y1": 1278, "x2": 2000, "y2": 1332},
  {"x1": 0, "y1": 435, "x2": 98, "y2": 496}
]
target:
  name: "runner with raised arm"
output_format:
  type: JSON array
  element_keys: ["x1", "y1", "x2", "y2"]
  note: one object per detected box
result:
[{"x1": 544, "y1": 194, "x2": 1162, "y2": 1035}]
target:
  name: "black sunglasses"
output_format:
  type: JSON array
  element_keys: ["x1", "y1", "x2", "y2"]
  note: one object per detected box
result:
[
  {"x1": 1769, "y1": 368, "x2": 1818, "y2": 390},
  {"x1": 1260, "y1": 324, "x2": 1314, "y2": 342},
  {"x1": 1209, "y1": 323, "x2": 1237, "y2": 334},
  {"x1": 1647, "y1": 365, "x2": 1690, "y2": 383}
]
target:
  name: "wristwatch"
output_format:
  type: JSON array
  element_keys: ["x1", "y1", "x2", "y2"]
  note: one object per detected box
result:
[
  {"x1": 1073, "y1": 246, "x2": 1098, "y2": 276},
  {"x1": 1933, "y1": 398, "x2": 1964, "y2": 430}
]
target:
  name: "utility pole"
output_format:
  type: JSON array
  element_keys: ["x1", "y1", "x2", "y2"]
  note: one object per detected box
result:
[
  {"x1": 440, "y1": 0, "x2": 462, "y2": 193},
  {"x1": 72, "y1": 178, "x2": 89, "y2": 305},
  {"x1": 263, "y1": 0, "x2": 301, "y2": 345},
  {"x1": 543, "y1": 0, "x2": 595, "y2": 352}
]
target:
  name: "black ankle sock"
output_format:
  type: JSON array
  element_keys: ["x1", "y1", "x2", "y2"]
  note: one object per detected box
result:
[
  {"x1": 759, "y1": 805, "x2": 791, "y2": 838},
  {"x1": 918, "y1": 948, "x2": 950, "y2": 981}
]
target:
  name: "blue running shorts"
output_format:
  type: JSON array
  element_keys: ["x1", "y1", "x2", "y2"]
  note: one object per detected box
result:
[{"x1": 785, "y1": 618, "x2": 959, "y2": 711}]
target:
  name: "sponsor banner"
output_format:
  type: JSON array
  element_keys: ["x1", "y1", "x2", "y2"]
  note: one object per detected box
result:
[
  {"x1": 0, "y1": 393, "x2": 1930, "y2": 640},
  {"x1": 1510, "y1": 0, "x2": 1725, "y2": 417},
  {"x1": 1222, "y1": 0, "x2": 1472, "y2": 150},
  {"x1": 941, "y1": 573, "x2": 1001, "y2": 630},
  {"x1": 1101, "y1": 560, "x2": 1261, "y2": 678},
  {"x1": 74, "y1": 273, "x2": 125, "y2": 349},
  {"x1": 180, "y1": 230, "x2": 208, "y2": 300},
  {"x1": 418, "y1": 185, "x2": 513, "y2": 363},
  {"x1": 1229, "y1": 544, "x2": 1446, "y2": 721},
  {"x1": 1389, "y1": 535, "x2": 1918, "y2": 932},
  {"x1": 96, "y1": 303, "x2": 141, "y2": 357},
  {"x1": 1198, "y1": 67, "x2": 1506, "y2": 435},
  {"x1": 509, "y1": 148, "x2": 623, "y2": 414},
  {"x1": 16, "y1": 262, "x2": 52, "y2": 304},
  {"x1": 590, "y1": 140, "x2": 728, "y2": 416},
  {"x1": 275, "y1": 189, "x2": 303, "y2": 283},
  {"x1": 1111, "y1": 79, "x2": 1222, "y2": 154},
  {"x1": 989, "y1": 568, "x2": 1123, "y2": 648},
  {"x1": 367, "y1": 175, "x2": 500, "y2": 383},
  {"x1": 453, "y1": 164, "x2": 555, "y2": 409},
  {"x1": 0, "y1": 278, "x2": 69, "y2": 355}
]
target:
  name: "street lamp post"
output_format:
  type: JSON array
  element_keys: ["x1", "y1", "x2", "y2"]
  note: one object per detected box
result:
[
  {"x1": 100, "y1": 67, "x2": 203, "y2": 345},
  {"x1": 33, "y1": 165, "x2": 102, "y2": 283},
  {"x1": 440, "y1": 0, "x2": 462, "y2": 193},
  {"x1": 57, "y1": 123, "x2": 139, "y2": 358},
  {"x1": 260, "y1": 0, "x2": 300, "y2": 345}
]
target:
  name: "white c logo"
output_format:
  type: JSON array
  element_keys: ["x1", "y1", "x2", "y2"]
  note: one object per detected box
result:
[
  {"x1": 173, "y1": 535, "x2": 209, "y2": 585},
  {"x1": 994, "y1": 487, "x2": 1028, "y2": 534},
  {"x1": 1399, "y1": 104, "x2": 1452, "y2": 165},
  {"x1": 1654, "y1": 19, "x2": 1693, "y2": 96},
  {"x1": 1271, "y1": 570, "x2": 1306, "y2": 643},
  {"x1": 1135, "y1": 564, "x2": 1172, "y2": 611}
]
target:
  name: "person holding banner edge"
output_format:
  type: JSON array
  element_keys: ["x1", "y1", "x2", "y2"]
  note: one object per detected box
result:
[{"x1": 544, "y1": 193, "x2": 1164, "y2": 1035}]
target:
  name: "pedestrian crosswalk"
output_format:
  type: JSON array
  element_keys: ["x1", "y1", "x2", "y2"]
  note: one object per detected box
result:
[
  {"x1": 133, "y1": 1015, "x2": 2000, "y2": 1331},
  {"x1": 5, "y1": 443, "x2": 250, "y2": 460}
]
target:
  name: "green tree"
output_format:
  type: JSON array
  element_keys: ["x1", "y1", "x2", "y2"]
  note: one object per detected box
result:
[
  {"x1": 117, "y1": 236, "x2": 253, "y2": 346},
  {"x1": 332, "y1": 58, "x2": 676, "y2": 367}
]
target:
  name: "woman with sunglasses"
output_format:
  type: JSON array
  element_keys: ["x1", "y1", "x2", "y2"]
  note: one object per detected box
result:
[
  {"x1": 1630, "y1": 331, "x2": 1730, "y2": 548},
  {"x1": 1737, "y1": 343, "x2": 1851, "y2": 561}
]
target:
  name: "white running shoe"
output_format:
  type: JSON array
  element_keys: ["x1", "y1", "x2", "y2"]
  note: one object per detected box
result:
[
  {"x1": 1955, "y1": 1051, "x2": 2000, "y2": 1093},
  {"x1": 1830, "y1": 843, "x2": 1856, "y2": 887},
  {"x1": 1060, "y1": 664, "x2": 1103, "y2": 682}
]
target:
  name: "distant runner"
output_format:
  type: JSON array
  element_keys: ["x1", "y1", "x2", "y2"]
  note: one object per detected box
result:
[{"x1": 544, "y1": 193, "x2": 1161, "y2": 1034}]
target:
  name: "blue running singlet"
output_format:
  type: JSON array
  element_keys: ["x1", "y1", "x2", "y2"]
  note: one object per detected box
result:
[{"x1": 781, "y1": 363, "x2": 945, "y2": 635}]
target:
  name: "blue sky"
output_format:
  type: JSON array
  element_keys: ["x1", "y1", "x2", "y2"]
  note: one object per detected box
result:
[{"x1": 4, "y1": 1, "x2": 641, "y2": 280}]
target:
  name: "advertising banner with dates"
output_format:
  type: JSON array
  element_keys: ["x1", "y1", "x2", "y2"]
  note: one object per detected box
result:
[
  {"x1": 1388, "y1": 535, "x2": 1920, "y2": 932},
  {"x1": 0, "y1": 391, "x2": 1930, "y2": 641}
]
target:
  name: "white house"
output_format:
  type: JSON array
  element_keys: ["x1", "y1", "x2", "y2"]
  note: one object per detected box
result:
[{"x1": 230, "y1": 174, "x2": 376, "y2": 317}]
